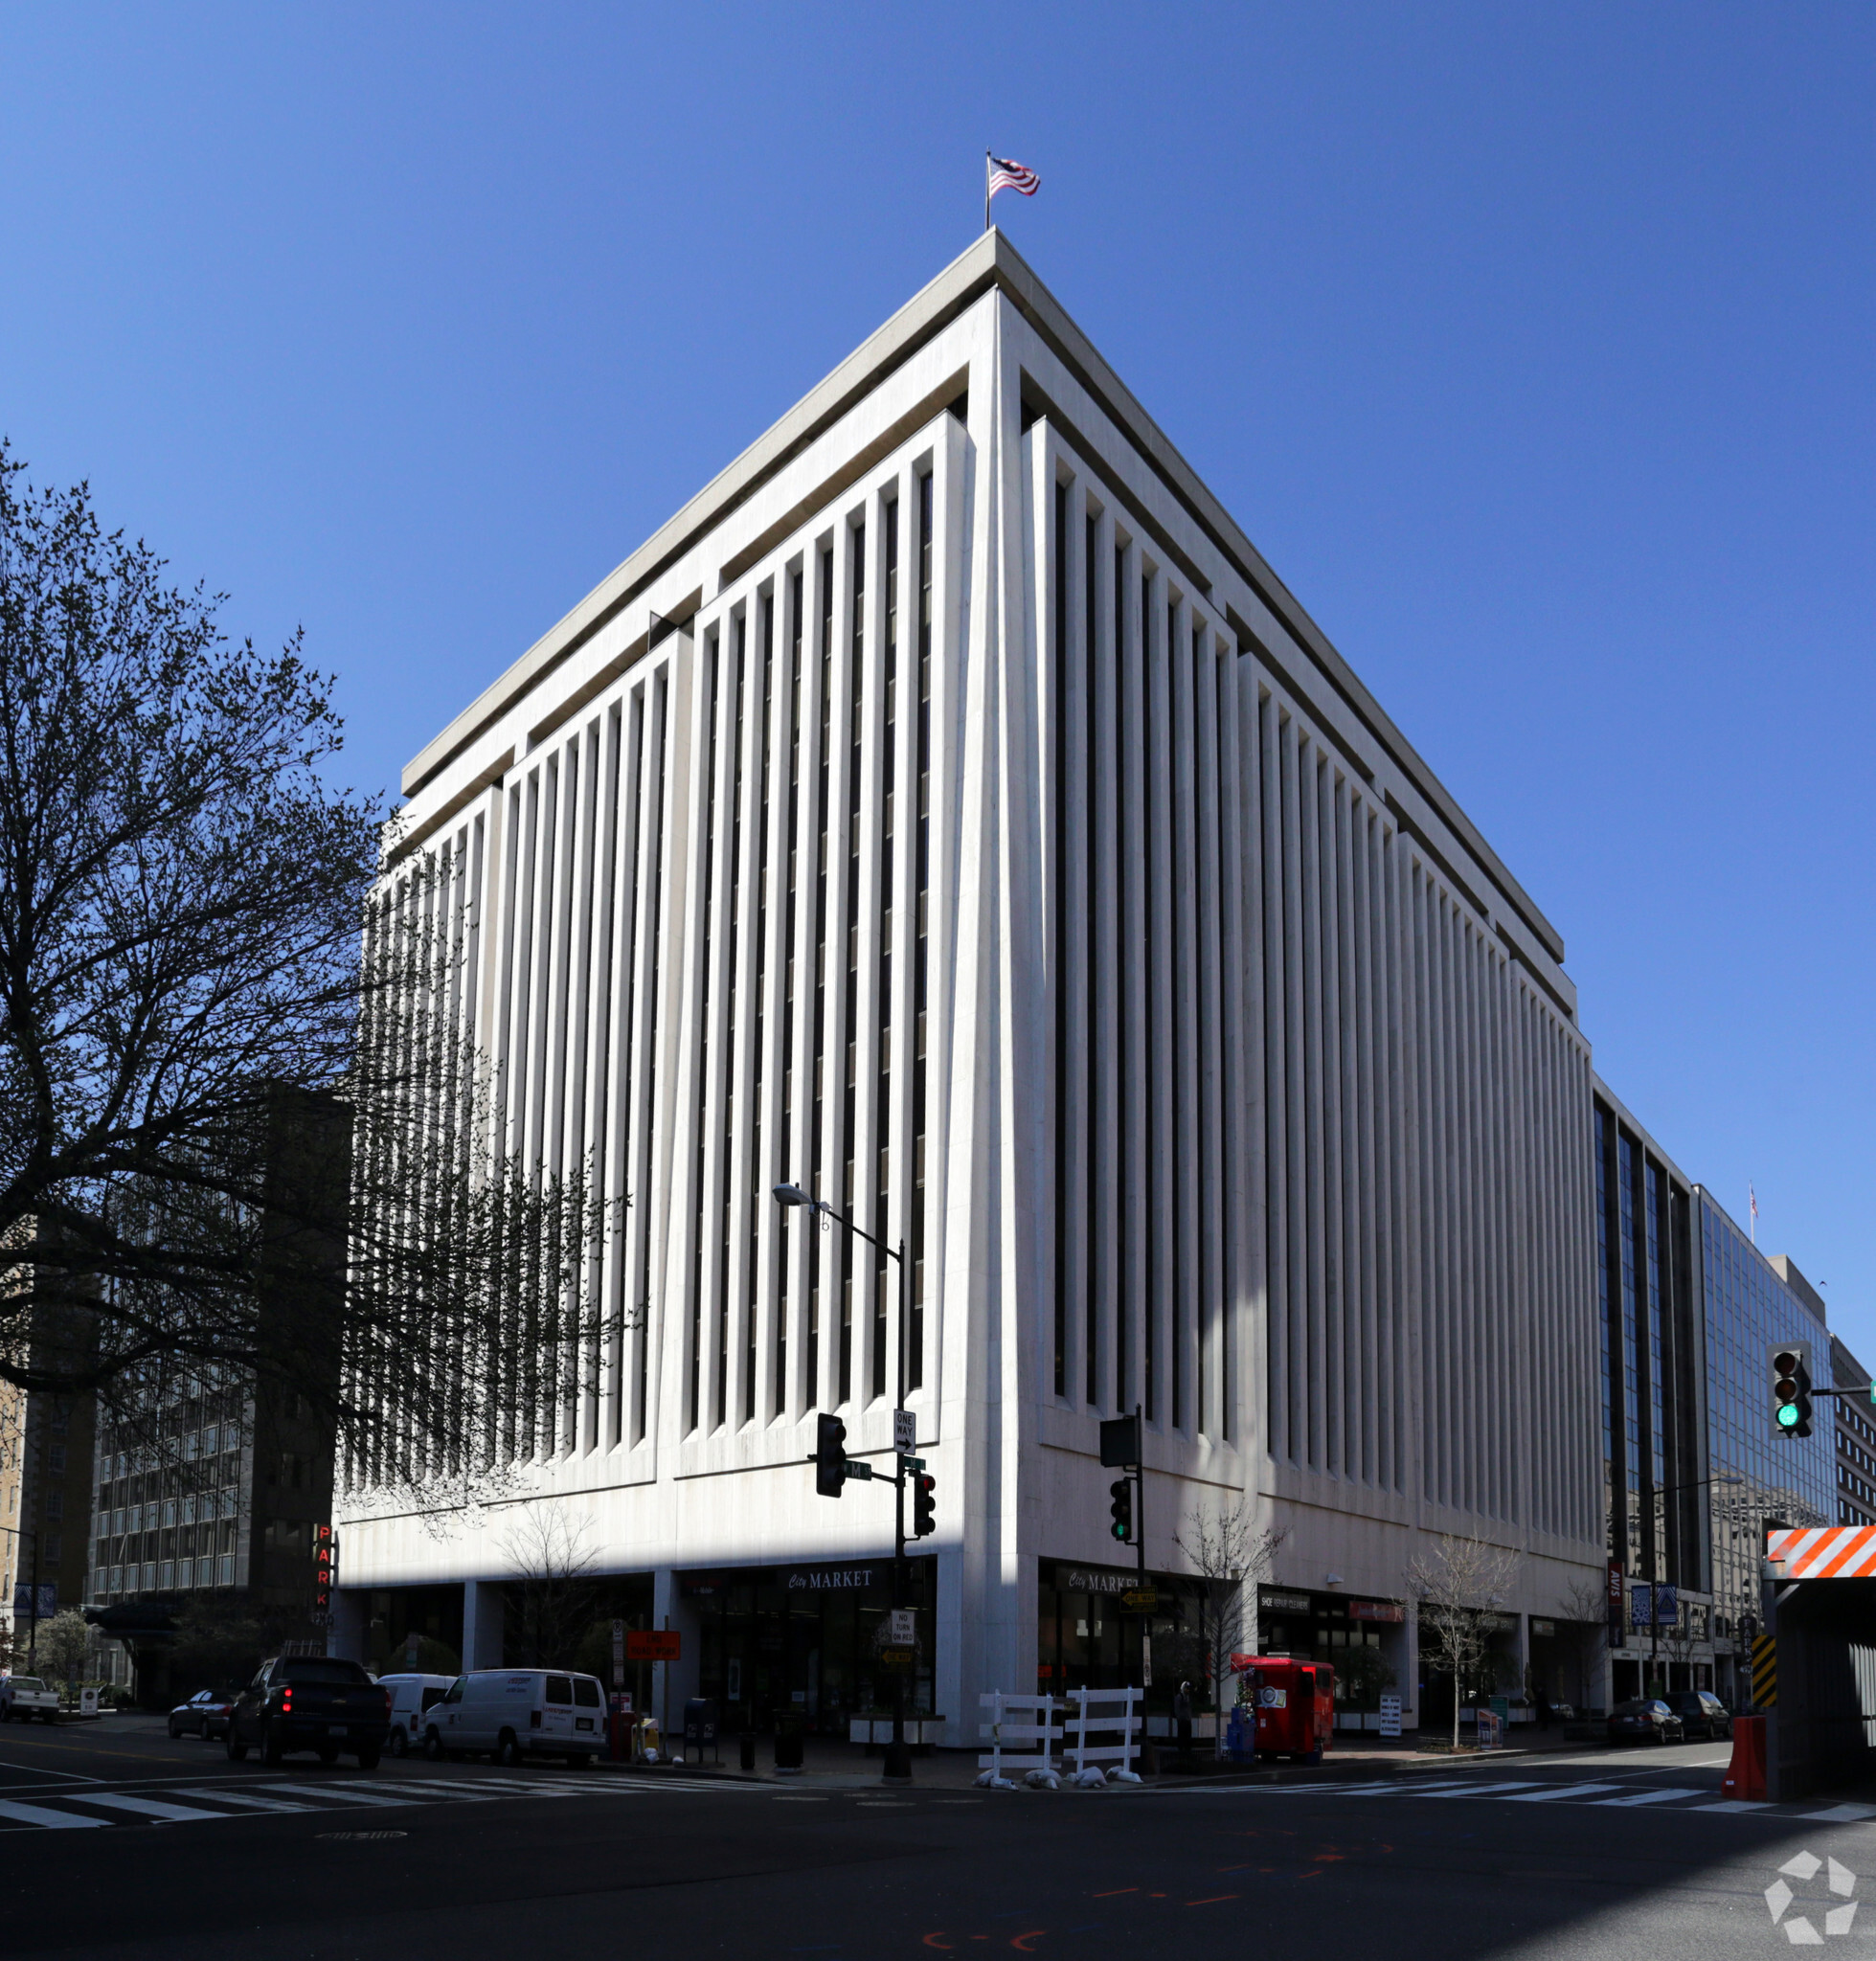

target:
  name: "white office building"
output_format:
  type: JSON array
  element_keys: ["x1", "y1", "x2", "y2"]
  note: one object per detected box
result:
[{"x1": 335, "y1": 233, "x2": 1607, "y2": 1741}]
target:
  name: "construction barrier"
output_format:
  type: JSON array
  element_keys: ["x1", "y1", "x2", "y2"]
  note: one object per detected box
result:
[
  {"x1": 1752, "y1": 1634, "x2": 1777, "y2": 1709},
  {"x1": 1064, "y1": 1686, "x2": 1143, "y2": 1780},
  {"x1": 1722, "y1": 1714, "x2": 1769, "y2": 1802},
  {"x1": 978, "y1": 1693, "x2": 1062, "y2": 1784}
]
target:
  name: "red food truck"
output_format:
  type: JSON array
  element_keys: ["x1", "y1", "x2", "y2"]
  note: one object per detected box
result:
[{"x1": 1237, "y1": 1657, "x2": 1335, "y2": 1764}]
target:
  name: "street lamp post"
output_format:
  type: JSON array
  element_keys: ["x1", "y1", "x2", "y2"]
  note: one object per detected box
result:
[
  {"x1": 1644, "y1": 1473, "x2": 1744, "y2": 1692},
  {"x1": 774, "y1": 1183, "x2": 915, "y2": 1785}
]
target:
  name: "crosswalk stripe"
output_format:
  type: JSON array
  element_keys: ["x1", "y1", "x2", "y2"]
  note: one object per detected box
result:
[
  {"x1": 0, "y1": 1797, "x2": 110, "y2": 1829},
  {"x1": 0, "y1": 1769, "x2": 815, "y2": 1832},
  {"x1": 60, "y1": 1792, "x2": 243, "y2": 1823},
  {"x1": 1800, "y1": 1804, "x2": 1876, "y2": 1822},
  {"x1": 1591, "y1": 1788, "x2": 1706, "y2": 1808},
  {"x1": 1418, "y1": 1782, "x2": 1548, "y2": 1799},
  {"x1": 1503, "y1": 1783, "x2": 1628, "y2": 1803},
  {"x1": 262, "y1": 1783, "x2": 414, "y2": 1807},
  {"x1": 169, "y1": 1788, "x2": 314, "y2": 1813},
  {"x1": 1694, "y1": 1800, "x2": 1773, "y2": 1813}
]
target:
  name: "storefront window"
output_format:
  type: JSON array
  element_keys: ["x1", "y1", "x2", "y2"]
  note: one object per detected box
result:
[{"x1": 688, "y1": 1558, "x2": 936, "y2": 1734}]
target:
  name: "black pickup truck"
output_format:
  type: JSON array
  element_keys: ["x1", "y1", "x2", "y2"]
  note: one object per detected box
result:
[{"x1": 226, "y1": 1657, "x2": 391, "y2": 1769}]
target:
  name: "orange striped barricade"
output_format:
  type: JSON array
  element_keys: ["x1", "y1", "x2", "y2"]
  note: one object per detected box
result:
[{"x1": 1766, "y1": 1526, "x2": 1876, "y2": 1579}]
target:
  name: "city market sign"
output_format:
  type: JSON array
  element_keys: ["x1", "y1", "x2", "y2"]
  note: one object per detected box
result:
[
  {"x1": 1058, "y1": 1567, "x2": 1150, "y2": 1596},
  {"x1": 786, "y1": 1567, "x2": 877, "y2": 1592}
]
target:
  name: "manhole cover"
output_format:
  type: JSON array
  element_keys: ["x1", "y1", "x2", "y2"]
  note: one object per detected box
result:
[{"x1": 316, "y1": 1830, "x2": 409, "y2": 1841}]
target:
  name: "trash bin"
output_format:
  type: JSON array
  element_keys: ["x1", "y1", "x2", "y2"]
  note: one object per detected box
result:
[
  {"x1": 773, "y1": 1710, "x2": 804, "y2": 1770},
  {"x1": 682, "y1": 1698, "x2": 719, "y2": 1766}
]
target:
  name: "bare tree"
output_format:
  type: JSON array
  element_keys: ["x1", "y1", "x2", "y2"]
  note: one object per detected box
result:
[
  {"x1": 1407, "y1": 1534, "x2": 1520, "y2": 1749},
  {"x1": 1174, "y1": 1499, "x2": 1287, "y2": 1747},
  {"x1": 0, "y1": 447, "x2": 622, "y2": 1510},
  {"x1": 1556, "y1": 1575, "x2": 1612, "y2": 1715},
  {"x1": 498, "y1": 1504, "x2": 601, "y2": 1670}
]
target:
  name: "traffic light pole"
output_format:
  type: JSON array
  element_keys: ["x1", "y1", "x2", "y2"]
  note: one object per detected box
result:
[{"x1": 778, "y1": 1185, "x2": 914, "y2": 1784}]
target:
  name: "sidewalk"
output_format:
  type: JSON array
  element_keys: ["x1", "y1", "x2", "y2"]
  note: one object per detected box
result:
[{"x1": 604, "y1": 1727, "x2": 1613, "y2": 1792}]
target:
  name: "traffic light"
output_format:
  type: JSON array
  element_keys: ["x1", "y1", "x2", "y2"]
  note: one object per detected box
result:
[
  {"x1": 313, "y1": 1525, "x2": 335, "y2": 1614},
  {"x1": 815, "y1": 1412, "x2": 848, "y2": 1497},
  {"x1": 1771, "y1": 1342, "x2": 1813, "y2": 1439},
  {"x1": 913, "y1": 1473, "x2": 937, "y2": 1538},
  {"x1": 1109, "y1": 1476, "x2": 1135, "y2": 1544}
]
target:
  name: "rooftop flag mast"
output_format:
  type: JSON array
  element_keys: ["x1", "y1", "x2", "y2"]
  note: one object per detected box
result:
[{"x1": 984, "y1": 151, "x2": 1041, "y2": 231}]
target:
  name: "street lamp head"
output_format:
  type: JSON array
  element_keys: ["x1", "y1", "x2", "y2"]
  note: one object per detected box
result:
[{"x1": 773, "y1": 1183, "x2": 813, "y2": 1208}]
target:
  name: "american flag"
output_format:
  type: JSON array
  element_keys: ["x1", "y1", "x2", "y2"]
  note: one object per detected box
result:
[{"x1": 987, "y1": 154, "x2": 1041, "y2": 201}]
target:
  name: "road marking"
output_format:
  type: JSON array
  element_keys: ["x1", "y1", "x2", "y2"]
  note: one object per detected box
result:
[
  {"x1": 1591, "y1": 1788, "x2": 1707, "y2": 1808},
  {"x1": 1418, "y1": 1782, "x2": 1548, "y2": 1799},
  {"x1": 169, "y1": 1788, "x2": 314, "y2": 1813},
  {"x1": 1801, "y1": 1805, "x2": 1876, "y2": 1822},
  {"x1": 61, "y1": 1792, "x2": 248, "y2": 1823},
  {"x1": 1693, "y1": 1801, "x2": 1772, "y2": 1813},
  {"x1": 0, "y1": 1767, "x2": 856, "y2": 1832},
  {"x1": 263, "y1": 1783, "x2": 414, "y2": 1807},
  {"x1": 1502, "y1": 1783, "x2": 1629, "y2": 1803},
  {"x1": 0, "y1": 1797, "x2": 110, "y2": 1829}
]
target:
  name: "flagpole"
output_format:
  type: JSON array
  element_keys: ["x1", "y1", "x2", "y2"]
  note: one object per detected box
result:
[{"x1": 984, "y1": 150, "x2": 991, "y2": 233}]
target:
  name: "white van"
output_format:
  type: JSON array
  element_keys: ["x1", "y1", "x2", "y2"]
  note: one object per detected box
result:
[
  {"x1": 423, "y1": 1669, "x2": 607, "y2": 1766},
  {"x1": 377, "y1": 1673, "x2": 457, "y2": 1756}
]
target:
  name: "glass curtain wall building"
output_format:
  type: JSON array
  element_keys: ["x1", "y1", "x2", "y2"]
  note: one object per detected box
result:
[
  {"x1": 1697, "y1": 1197, "x2": 1834, "y2": 1706},
  {"x1": 1592, "y1": 1082, "x2": 1706, "y2": 1700},
  {"x1": 1827, "y1": 1335, "x2": 1876, "y2": 1529}
]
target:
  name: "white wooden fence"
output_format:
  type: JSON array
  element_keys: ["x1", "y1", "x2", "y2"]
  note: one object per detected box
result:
[
  {"x1": 978, "y1": 1692, "x2": 1062, "y2": 1782},
  {"x1": 1065, "y1": 1686, "x2": 1142, "y2": 1779}
]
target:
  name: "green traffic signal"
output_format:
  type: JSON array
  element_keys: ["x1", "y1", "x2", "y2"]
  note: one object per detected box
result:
[{"x1": 1770, "y1": 1342, "x2": 1813, "y2": 1438}]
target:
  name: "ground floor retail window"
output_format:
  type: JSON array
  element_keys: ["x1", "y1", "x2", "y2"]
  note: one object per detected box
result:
[
  {"x1": 686, "y1": 1558, "x2": 935, "y2": 1735},
  {"x1": 1259, "y1": 1588, "x2": 1406, "y2": 1724},
  {"x1": 1037, "y1": 1561, "x2": 1209, "y2": 1715}
]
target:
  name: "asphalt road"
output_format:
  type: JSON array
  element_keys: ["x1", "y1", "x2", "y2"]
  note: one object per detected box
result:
[{"x1": 4, "y1": 1724, "x2": 1870, "y2": 1960}]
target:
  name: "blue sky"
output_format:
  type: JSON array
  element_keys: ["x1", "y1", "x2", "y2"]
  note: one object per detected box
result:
[{"x1": 4, "y1": 4, "x2": 1871, "y2": 1355}]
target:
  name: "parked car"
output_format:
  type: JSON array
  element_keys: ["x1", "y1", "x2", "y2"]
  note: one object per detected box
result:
[
  {"x1": 168, "y1": 1689, "x2": 237, "y2": 1740},
  {"x1": 1607, "y1": 1697, "x2": 1685, "y2": 1745},
  {"x1": 376, "y1": 1673, "x2": 457, "y2": 1757},
  {"x1": 0, "y1": 1676, "x2": 60, "y2": 1724},
  {"x1": 1662, "y1": 1689, "x2": 1732, "y2": 1741},
  {"x1": 226, "y1": 1657, "x2": 391, "y2": 1769},
  {"x1": 422, "y1": 1669, "x2": 606, "y2": 1767}
]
